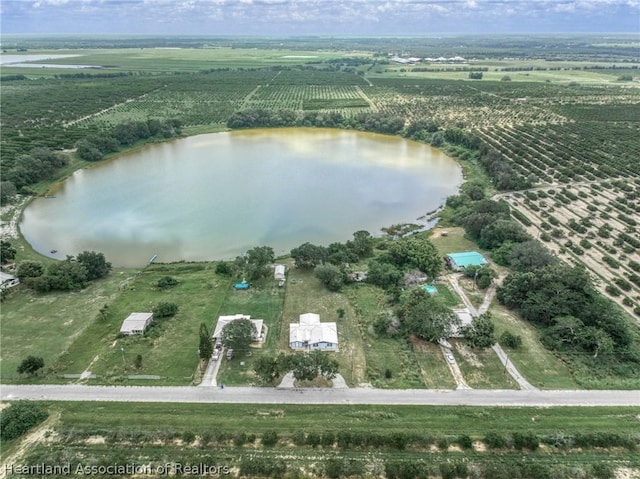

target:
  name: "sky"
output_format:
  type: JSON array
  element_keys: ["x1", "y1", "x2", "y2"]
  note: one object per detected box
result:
[{"x1": 1, "y1": 0, "x2": 639, "y2": 36}]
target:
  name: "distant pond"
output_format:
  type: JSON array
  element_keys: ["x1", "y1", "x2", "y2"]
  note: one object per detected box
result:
[{"x1": 20, "y1": 128, "x2": 462, "y2": 267}]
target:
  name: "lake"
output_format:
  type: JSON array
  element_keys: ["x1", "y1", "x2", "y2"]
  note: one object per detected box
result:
[{"x1": 20, "y1": 128, "x2": 462, "y2": 267}]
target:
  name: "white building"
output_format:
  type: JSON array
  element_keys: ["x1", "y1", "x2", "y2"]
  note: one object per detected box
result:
[
  {"x1": 274, "y1": 264, "x2": 286, "y2": 281},
  {"x1": 289, "y1": 313, "x2": 338, "y2": 351},
  {"x1": 451, "y1": 308, "x2": 474, "y2": 338},
  {"x1": 120, "y1": 312, "x2": 154, "y2": 335},
  {"x1": 212, "y1": 314, "x2": 265, "y2": 344},
  {"x1": 0, "y1": 271, "x2": 19, "y2": 290}
]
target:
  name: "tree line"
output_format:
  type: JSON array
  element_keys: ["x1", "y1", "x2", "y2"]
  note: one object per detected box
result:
[
  {"x1": 444, "y1": 177, "x2": 640, "y2": 380},
  {"x1": 15, "y1": 251, "x2": 111, "y2": 293}
]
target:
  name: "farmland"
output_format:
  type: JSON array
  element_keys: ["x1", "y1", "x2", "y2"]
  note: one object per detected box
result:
[{"x1": 1, "y1": 34, "x2": 639, "y2": 477}]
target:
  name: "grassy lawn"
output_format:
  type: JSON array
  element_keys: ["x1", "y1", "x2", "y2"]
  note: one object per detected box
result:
[
  {"x1": 215, "y1": 277, "x2": 285, "y2": 386},
  {"x1": 55, "y1": 263, "x2": 230, "y2": 385},
  {"x1": 429, "y1": 227, "x2": 480, "y2": 256},
  {"x1": 490, "y1": 304, "x2": 579, "y2": 390},
  {"x1": 7, "y1": 401, "x2": 637, "y2": 478},
  {"x1": 47, "y1": 401, "x2": 640, "y2": 436},
  {"x1": 0, "y1": 271, "x2": 129, "y2": 383},
  {"x1": 277, "y1": 266, "x2": 367, "y2": 386},
  {"x1": 450, "y1": 340, "x2": 518, "y2": 389}
]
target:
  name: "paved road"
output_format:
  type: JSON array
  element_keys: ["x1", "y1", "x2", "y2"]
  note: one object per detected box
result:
[{"x1": 1, "y1": 384, "x2": 638, "y2": 406}]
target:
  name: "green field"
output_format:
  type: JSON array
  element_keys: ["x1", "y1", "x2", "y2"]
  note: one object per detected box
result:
[{"x1": 2, "y1": 402, "x2": 638, "y2": 479}]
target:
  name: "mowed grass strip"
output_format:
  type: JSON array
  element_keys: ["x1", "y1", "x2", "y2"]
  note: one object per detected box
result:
[
  {"x1": 450, "y1": 340, "x2": 519, "y2": 390},
  {"x1": 56, "y1": 263, "x2": 230, "y2": 384},
  {"x1": 50, "y1": 401, "x2": 640, "y2": 436}
]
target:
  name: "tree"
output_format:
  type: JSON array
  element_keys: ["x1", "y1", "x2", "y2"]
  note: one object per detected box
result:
[
  {"x1": 156, "y1": 276, "x2": 178, "y2": 289},
  {"x1": 388, "y1": 236, "x2": 442, "y2": 278},
  {"x1": 397, "y1": 288, "x2": 460, "y2": 342},
  {"x1": 0, "y1": 181, "x2": 17, "y2": 204},
  {"x1": 469, "y1": 71, "x2": 483, "y2": 79},
  {"x1": 478, "y1": 219, "x2": 530, "y2": 250},
  {"x1": 77, "y1": 251, "x2": 111, "y2": 280},
  {"x1": 0, "y1": 241, "x2": 16, "y2": 264},
  {"x1": 199, "y1": 323, "x2": 213, "y2": 360},
  {"x1": 221, "y1": 318, "x2": 256, "y2": 354},
  {"x1": 350, "y1": 230, "x2": 374, "y2": 258},
  {"x1": 290, "y1": 242, "x2": 327, "y2": 269},
  {"x1": 46, "y1": 256, "x2": 88, "y2": 291},
  {"x1": 17, "y1": 356, "x2": 45, "y2": 376},
  {"x1": 326, "y1": 242, "x2": 358, "y2": 266},
  {"x1": 253, "y1": 355, "x2": 281, "y2": 384},
  {"x1": 314, "y1": 263, "x2": 345, "y2": 291},
  {"x1": 500, "y1": 331, "x2": 522, "y2": 349},
  {"x1": 153, "y1": 302, "x2": 178, "y2": 318},
  {"x1": 366, "y1": 259, "x2": 403, "y2": 290},
  {"x1": 509, "y1": 240, "x2": 557, "y2": 272},
  {"x1": 245, "y1": 245, "x2": 275, "y2": 280},
  {"x1": 0, "y1": 402, "x2": 48, "y2": 441},
  {"x1": 291, "y1": 350, "x2": 339, "y2": 382},
  {"x1": 462, "y1": 313, "x2": 496, "y2": 348},
  {"x1": 16, "y1": 260, "x2": 45, "y2": 280}
]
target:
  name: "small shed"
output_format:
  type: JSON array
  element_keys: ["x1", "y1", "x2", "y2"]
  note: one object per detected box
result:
[
  {"x1": 274, "y1": 264, "x2": 286, "y2": 281},
  {"x1": 120, "y1": 312, "x2": 153, "y2": 336},
  {"x1": 445, "y1": 251, "x2": 487, "y2": 271}
]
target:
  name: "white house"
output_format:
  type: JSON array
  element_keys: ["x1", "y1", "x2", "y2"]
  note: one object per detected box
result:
[
  {"x1": 274, "y1": 264, "x2": 286, "y2": 281},
  {"x1": 289, "y1": 313, "x2": 338, "y2": 351},
  {"x1": 120, "y1": 312, "x2": 154, "y2": 335},
  {"x1": 0, "y1": 271, "x2": 20, "y2": 290},
  {"x1": 212, "y1": 314, "x2": 265, "y2": 344}
]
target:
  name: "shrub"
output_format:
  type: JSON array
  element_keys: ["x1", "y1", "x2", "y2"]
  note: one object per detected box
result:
[
  {"x1": 17, "y1": 356, "x2": 45, "y2": 376},
  {"x1": 291, "y1": 430, "x2": 306, "y2": 446},
  {"x1": 152, "y1": 302, "x2": 178, "y2": 318},
  {"x1": 484, "y1": 432, "x2": 507, "y2": 449},
  {"x1": 181, "y1": 430, "x2": 196, "y2": 444},
  {"x1": 500, "y1": 331, "x2": 522, "y2": 349},
  {"x1": 456, "y1": 434, "x2": 473, "y2": 450},
  {"x1": 0, "y1": 402, "x2": 48, "y2": 441},
  {"x1": 320, "y1": 431, "x2": 335, "y2": 447},
  {"x1": 261, "y1": 430, "x2": 278, "y2": 447},
  {"x1": 156, "y1": 276, "x2": 178, "y2": 288},
  {"x1": 234, "y1": 432, "x2": 247, "y2": 447}
]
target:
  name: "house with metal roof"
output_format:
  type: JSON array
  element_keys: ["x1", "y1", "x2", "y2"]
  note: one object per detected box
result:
[
  {"x1": 120, "y1": 312, "x2": 154, "y2": 335},
  {"x1": 289, "y1": 313, "x2": 338, "y2": 351},
  {"x1": 212, "y1": 314, "x2": 265, "y2": 344},
  {"x1": 274, "y1": 264, "x2": 286, "y2": 280},
  {"x1": 445, "y1": 251, "x2": 488, "y2": 271}
]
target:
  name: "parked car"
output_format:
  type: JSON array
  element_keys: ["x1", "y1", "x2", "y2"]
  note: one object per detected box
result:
[
  {"x1": 446, "y1": 353, "x2": 455, "y2": 363},
  {"x1": 212, "y1": 349, "x2": 220, "y2": 361},
  {"x1": 226, "y1": 348, "x2": 234, "y2": 360}
]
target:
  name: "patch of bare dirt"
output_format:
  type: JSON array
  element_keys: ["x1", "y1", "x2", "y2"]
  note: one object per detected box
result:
[
  {"x1": 455, "y1": 342, "x2": 483, "y2": 368},
  {"x1": 0, "y1": 412, "x2": 61, "y2": 479}
]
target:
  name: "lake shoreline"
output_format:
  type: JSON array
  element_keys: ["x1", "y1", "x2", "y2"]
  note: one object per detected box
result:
[{"x1": 13, "y1": 127, "x2": 465, "y2": 267}]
